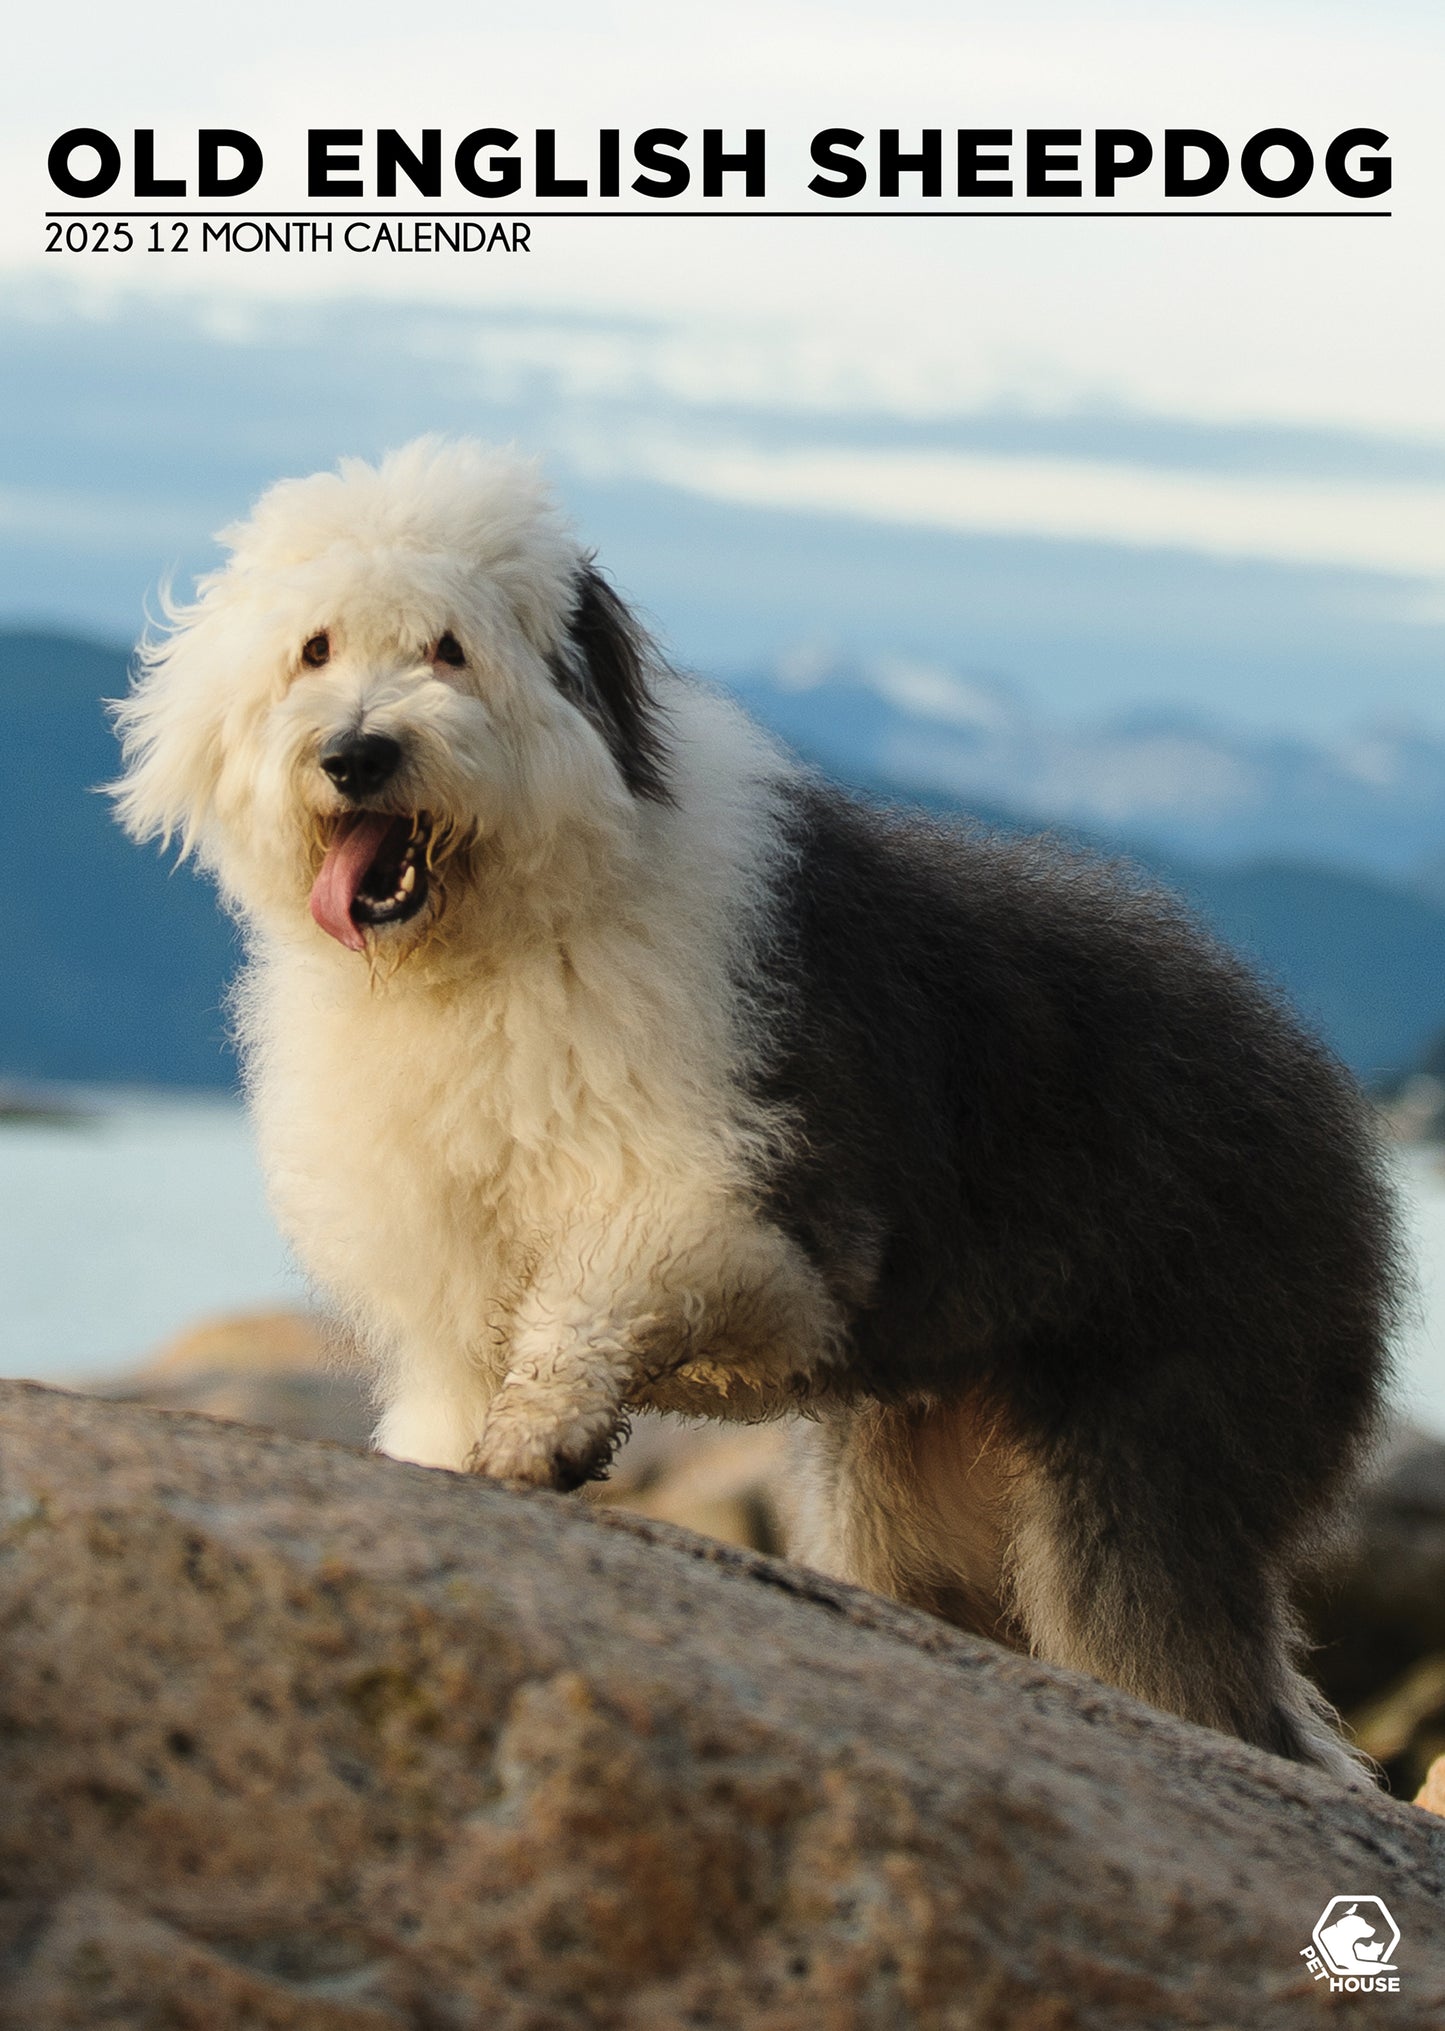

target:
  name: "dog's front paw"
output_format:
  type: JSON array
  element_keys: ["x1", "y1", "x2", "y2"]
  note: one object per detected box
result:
[{"x1": 465, "y1": 1419, "x2": 616, "y2": 1493}]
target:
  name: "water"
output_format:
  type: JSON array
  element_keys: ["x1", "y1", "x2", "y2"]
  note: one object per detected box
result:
[
  {"x1": 2, "y1": 1093, "x2": 1444, "y2": 1435},
  {"x1": 0, "y1": 1093, "x2": 305, "y2": 1380},
  {"x1": 1391, "y1": 1145, "x2": 1445, "y2": 1437}
]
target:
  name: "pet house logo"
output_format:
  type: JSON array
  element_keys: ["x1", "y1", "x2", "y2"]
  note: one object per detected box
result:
[{"x1": 1301, "y1": 1897, "x2": 1401, "y2": 1992}]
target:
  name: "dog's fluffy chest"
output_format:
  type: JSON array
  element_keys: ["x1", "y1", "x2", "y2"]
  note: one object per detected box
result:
[{"x1": 243, "y1": 929, "x2": 767, "y2": 1367}]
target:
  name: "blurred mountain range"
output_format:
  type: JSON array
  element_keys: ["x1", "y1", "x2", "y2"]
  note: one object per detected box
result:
[
  {"x1": 732, "y1": 651, "x2": 1445, "y2": 886},
  {"x1": 7, "y1": 627, "x2": 1445, "y2": 1089},
  {"x1": 2, "y1": 631, "x2": 241, "y2": 1089}
]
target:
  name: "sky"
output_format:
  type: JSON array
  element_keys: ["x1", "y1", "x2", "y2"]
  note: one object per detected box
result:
[{"x1": 1, "y1": 0, "x2": 1441, "y2": 734}]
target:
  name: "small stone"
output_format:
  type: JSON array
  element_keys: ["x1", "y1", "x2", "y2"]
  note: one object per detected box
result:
[{"x1": 1416, "y1": 1754, "x2": 1445, "y2": 1818}]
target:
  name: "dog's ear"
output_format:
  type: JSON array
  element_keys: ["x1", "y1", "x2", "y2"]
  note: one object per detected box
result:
[
  {"x1": 107, "y1": 622, "x2": 226, "y2": 860},
  {"x1": 550, "y1": 562, "x2": 672, "y2": 803}
]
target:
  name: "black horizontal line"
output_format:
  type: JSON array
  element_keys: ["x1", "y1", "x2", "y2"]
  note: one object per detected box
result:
[{"x1": 45, "y1": 208, "x2": 1391, "y2": 220}]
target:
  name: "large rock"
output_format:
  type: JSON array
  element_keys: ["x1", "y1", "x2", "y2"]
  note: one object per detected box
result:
[
  {"x1": 1304, "y1": 1427, "x2": 1445, "y2": 1793},
  {"x1": 2, "y1": 1382, "x2": 1440, "y2": 2029},
  {"x1": 1309, "y1": 1429, "x2": 1445, "y2": 1698},
  {"x1": 94, "y1": 1309, "x2": 376, "y2": 1450},
  {"x1": 92, "y1": 1309, "x2": 790, "y2": 1549},
  {"x1": 87, "y1": 1320, "x2": 1445, "y2": 1789}
]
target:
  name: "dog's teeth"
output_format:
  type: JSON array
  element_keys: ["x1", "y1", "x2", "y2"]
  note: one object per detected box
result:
[{"x1": 399, "y1": 865, "x2": 416, "y2": 894}]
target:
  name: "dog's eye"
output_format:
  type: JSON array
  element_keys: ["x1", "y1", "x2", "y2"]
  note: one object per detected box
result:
[
  {"x1": 434, "y1": 632, "x2": 466, "y2": 668},
  {"x1": 301, "y1": 633, "x2": 330, "y2": 668}
]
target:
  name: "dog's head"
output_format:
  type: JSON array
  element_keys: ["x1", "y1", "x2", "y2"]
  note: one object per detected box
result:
[{"x1": 112, "y1": 437, "x2": 670, "y2": 957}]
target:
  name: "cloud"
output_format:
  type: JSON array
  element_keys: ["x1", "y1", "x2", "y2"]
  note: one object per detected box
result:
[
  {"x1": 574, "y1": 429, "x2": 1445, "y2": 585},
  {"x1": 4, "y1": 0, "x2": 1441, "y2": 439},
  {"x1": 0, "y1": 282, "x2": 1440, "y2": 732}
]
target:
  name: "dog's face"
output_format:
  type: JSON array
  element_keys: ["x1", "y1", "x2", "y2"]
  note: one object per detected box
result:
[{"x1": 112, "y1": 438, "x2": 669, "y2": 956}]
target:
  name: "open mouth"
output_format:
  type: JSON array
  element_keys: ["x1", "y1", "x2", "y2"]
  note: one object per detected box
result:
[{"x1": 310, "y1": 812, "x2": 433, "y2": 951}]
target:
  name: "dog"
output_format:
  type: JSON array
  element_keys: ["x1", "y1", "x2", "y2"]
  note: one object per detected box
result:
[{"x1": 113, "y1": 436, "x2": 1400, "y2": 1779}]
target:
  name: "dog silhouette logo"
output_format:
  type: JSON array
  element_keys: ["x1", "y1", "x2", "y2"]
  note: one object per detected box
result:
[{"x1": 1309, "y1": 1898, "x2": 1400, "y2": 1984}]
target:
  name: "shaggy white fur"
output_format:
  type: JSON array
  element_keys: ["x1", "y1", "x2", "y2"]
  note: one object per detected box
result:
[
  {"x1": 114, "y1": 436, "x2": 1392, "y2": 1780},
  {"x1": 114, "y1": 438, "x2": 836, "y2": 1481}
]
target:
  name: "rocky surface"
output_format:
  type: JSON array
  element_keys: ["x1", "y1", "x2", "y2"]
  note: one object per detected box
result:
[
  {"x1": 95, "y1": 1310, "x2": 376, "y2": 1451},
  {"x1": 95, "y1": 1310, "x2": 791, "y2": 1550},
  {"x1": 1417, "y1": 1755, "x2": 1445, "y2": 1817},
  {"x1": 94, "y1": 1309, "x2": 1445, "y2": 1798},
  {"x1": 92, "y1": 1310, "x2": 1445, "y2": 1797},
  {"x1": 0, "y1": 1381, "x2": 1442, "y2": 2029},
  {"x1": 1304, "y1": 1426, "x2": 1445, "y2": 1796}
]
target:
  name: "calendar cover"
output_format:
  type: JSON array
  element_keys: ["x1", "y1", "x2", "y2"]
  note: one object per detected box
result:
[
  {"x1": 2, "y1": 2, "x2": 1444, "y2": 2015},
  {"x1": 5, "y1": 4, "x2": 1438, "y2": 1091}
]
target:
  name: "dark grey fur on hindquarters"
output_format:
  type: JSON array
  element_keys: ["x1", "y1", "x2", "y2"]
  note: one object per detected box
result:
[
  {"x1": 119, "y1": 434, "x2": 1399, "y2": 1786},
  {"x1": 748, "y1": 782, "x2": 1401, "y2": 1777}
]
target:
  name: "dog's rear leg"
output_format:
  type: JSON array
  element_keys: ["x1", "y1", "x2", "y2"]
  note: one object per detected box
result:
[
  {"x1": 789, "y1": 1397, "x2": 1018, "y2": 1641},
  {"x1": 1006, "y1": 1435, "x2": 1367, "y2": 1781},
  {"x1": 793, "y1": 1395, "x2": 1364, "y2": 1781}
]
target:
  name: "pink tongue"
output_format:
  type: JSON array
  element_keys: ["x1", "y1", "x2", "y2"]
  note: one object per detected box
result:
[{"x1": 309, "y1": 814, "x2": 398, "y2": 951}]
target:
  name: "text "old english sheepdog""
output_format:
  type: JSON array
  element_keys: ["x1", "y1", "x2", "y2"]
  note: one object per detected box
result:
[{"x1": 113, "y1": 437, "x2": 1400, "y2": 1778}]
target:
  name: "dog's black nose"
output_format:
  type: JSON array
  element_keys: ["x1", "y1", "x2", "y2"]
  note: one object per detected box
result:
[{"x1": 319, "y1": 732, "x2": 402, "y2": 801}]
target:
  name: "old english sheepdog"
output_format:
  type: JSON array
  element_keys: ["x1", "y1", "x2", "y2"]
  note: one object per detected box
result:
[{"x1": 114, "y1": 437, "x2": 1399, "y2": 1777}]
